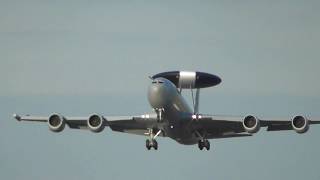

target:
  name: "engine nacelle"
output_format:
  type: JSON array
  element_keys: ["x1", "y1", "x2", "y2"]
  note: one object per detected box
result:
[
  {"x1": 48, "y1": 114, "x2": 65, "y2": 132},
  {"x1": 291, "y1": 115, "x2": 309, "y2": 134},
  {"x1": 243, "y1": 115, "x2": 260, "y2": 134},
  {"x1": 87, "y1": 114, "x2": 105, "y2": 133}
]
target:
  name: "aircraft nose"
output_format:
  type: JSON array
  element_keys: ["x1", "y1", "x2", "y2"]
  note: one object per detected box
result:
[{"x1": 148, "y1": 81, "x2": 171, "y2": 109}]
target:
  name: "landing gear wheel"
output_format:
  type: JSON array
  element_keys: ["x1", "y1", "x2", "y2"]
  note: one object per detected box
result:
[
  {"x1": 204, "y1": 140, "x2": 210, "y2": 150},
  {"x1": 198, "y1": 140, "x2": 204, "y2": 150},
  {"x1": 146, "y1": 139, "x2": 151, "y2": 150},
  {"x1": 146, "y1": 139, "x2": 158, "y2": 150},
  {"x1": 153, "y1": 140, "x2": 158, "y2": 150}
]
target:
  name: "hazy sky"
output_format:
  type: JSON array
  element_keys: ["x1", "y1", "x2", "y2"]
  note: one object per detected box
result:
[{"x1": 1, "y1": 1, "x2": 320, "y2": 180}]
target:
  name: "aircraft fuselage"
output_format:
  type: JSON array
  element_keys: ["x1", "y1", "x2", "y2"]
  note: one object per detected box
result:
[{"x1": 148, "y1": 77, "x2": 199, "y2": 145}]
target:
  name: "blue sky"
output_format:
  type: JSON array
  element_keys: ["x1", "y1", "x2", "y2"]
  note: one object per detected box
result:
[{"x1": 1, "y1": 1, "x2": 320, "y2": 180}]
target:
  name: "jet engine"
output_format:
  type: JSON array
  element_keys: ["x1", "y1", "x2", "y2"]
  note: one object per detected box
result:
[
  {"x1": 243, "y1": 115, "x2": 260, "y2": 133},
  {"x1": 291, "y1": 115, "x2": 309, "y2": 134},
  {"x1": 87, "y1": 114, "x2": 105, "y2": 133},
  {"x1": 48, "y1": 114, "x2": 66, "y2": 132}
]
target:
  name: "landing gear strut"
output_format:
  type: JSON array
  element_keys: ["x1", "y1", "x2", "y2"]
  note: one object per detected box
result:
[{"x1": 145, "y1": 128, "x2": 161, "y2": 150}]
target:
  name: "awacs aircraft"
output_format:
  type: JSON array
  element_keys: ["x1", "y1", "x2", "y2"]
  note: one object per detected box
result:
[{"x1": 13, "y1": 71, "x2": 320, "y2": 150}]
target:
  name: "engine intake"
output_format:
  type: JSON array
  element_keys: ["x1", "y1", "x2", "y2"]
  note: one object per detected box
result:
[
  {"x1": 48, "y1": 114, "x2": 65, "y2": 132},
  {"x1": 292, "y1": 116, "x2": 309, "y2": 134},
  {"x1": 243, "y1": 115, "x2": 260, "y2": 133},
  {"x1": 87, "y1": 114, "x2": 105, "y2": 133}
]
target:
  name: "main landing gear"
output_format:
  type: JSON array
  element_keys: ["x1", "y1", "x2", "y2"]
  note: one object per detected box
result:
[
  {"x1": 198, "y1": 139, "x2": 210, "y2": 150},
  {"x1": 145, "y1": 128, "x2": 162, "y2": 150},
  {"x1": 195, "y1": 131, "x2": 210, "y2": 151}
]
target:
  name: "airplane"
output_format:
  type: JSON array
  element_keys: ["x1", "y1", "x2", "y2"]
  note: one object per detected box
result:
[{"x1": 13, "y1": 71, "x2": 320, "y2": 151}]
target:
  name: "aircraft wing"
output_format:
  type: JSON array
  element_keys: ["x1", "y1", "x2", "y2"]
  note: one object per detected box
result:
[
  {"x1": 261, "y1": 118, "x2": 320, "y2": 131},
  {"x1": 192, "y1": 115, "x2": 248, "y2": 138},
  {"x1": 107, "y1": 115, "x2": 163, "y2": 136},
  {"x1": 194, "y1": 115, "x2": 320, "y2": 138},
  {"x1": 13, "y1": 113, "x2": 161, "y2": 136}
]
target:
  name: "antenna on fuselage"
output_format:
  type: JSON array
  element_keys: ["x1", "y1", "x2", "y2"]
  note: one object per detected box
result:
[
  {"x1": 190, "y1": 86, "x2": 200, "y2": 114},
  {"x1": 194, "y1": 88, "x2": 200, "y2": 114}
]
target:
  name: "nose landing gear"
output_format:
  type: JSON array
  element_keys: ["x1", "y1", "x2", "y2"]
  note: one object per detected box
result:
[{"x1": 145, "y1": 128, "x2": 162, "y2": 150}]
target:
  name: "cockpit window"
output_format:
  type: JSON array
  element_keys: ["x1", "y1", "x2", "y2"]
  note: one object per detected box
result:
[{"x1": 152, "y1": 80, "x2": 164, "y2": 84}]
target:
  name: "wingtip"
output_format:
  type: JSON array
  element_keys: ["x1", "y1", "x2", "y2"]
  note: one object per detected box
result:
[{"x1": 13, "y1": 113, "x2": 21, "y2": 121}]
